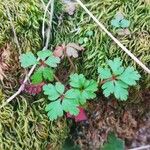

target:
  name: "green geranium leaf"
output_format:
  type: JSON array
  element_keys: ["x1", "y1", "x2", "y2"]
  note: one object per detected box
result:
[
  {"x1": 120, "y1": 19, "x2": 130, "y2": 28},
  {"x1": 62, "y1": 98, "x2": 79, "y2": 115},
  {"x1": 43, "y1": 83, "x2": 60, "y2": 101},
  {"x1": 70, "y1": 74, "x2": 98, "y2": 104},
  {"x1": 98, "y1": 58, "x2": 140, "y2": 101},
  {"x1": 31, "y1": 67, "x2": 54, "y2": 84},
  {"x1": 85, "y1": 80, "x2": 98, "y2": 92},
  {"x1": 108, "y1": 58, "x2": 124, "y2": 75},
  {"x1": 55, "y1": 82, "x2": 65, "y2": 95},
  {"x1": 44, "y1": 83, "x2": 80, "y2": 120},
  {"x1": 37, "y1": 50, "x2": 52, "y2": 61},
  {"x1": 31, "y1": 67, "x2": 43, "y2": 84},
  {"x1": 118, "y1": 67, "x2": 141, "y2": 86},
  {"x1": 65, "y1": 89, "x2": 80, "y2": 99},
  {"x1": 102, "y1": 81, "x2": 115, "y2": 97},
  {"x1": 45, "y1": 55, "x2": 60, "y2": 68},
  {"x1": 114, "y1": 81, "x2": 128, "y2": 101},
  {"x1": 111, "y1": 19, "x2": 120, "y2": 28},
  {"x1": 70, "y1": 73, "x2": 86, "y2": 88},
  {"x1": 45, "y1": 100, "x2": 64, "y2": 121},
  {"x1": 98, "y1": 67, "x2": 112, "y2": 80},
  {"x1": 78, "y1": 90, "x2": 96, "y2": 104},
  {"x1": 20, "y1": 52, "x2": 37, "y2": 68},
  {"x1": 102, "y1": 132, "x2": 125, "y2": 150},
  {"x1": 42, "y1": 67, "x2": 54, "y2": 81},
  {"x1": 111, "y1": 12, "x2": 130, "y2": 29}
]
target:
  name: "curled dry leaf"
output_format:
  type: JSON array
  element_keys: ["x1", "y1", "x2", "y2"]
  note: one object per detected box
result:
[
  {"x1": 53, "y1": 45, "x2": 65, "y2": 58},
  {"x1": 53, "y1": 43, "x2": 84, "y2": 58},
  {"x1": 63, "y1": 0, "x2": 76, "y2": 15},
  {"x1": 117, "y1": 29, "x2": 131, "y2": 36},
  {"x1": 66, "y1": 43, "x2": 84, "y2": 58},
  {"x1": 66, "y1": 46, "x2": 78, "y2": 58},
  {"x1": 67, "y1": 43, "x2": 84, "y2": 51}
]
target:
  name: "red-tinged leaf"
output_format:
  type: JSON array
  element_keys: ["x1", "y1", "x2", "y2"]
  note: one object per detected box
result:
[
  {"x1": 53, "y1": 45, "x2": 64, "y2": 58},
  {"x1": 75, "y1": 107, "x2": 87, "y2": 122},
  {"x1": 63, "y1": 1, "x2": 76, "y2": 15},
  {"x1": 66, "y1": 107, "x2": 87, "y2": 122},
  {"x1": 20, "y1": 80, "x2": 45, "y2": 95},
  {"x1": 66, "y1": 112, "x2": 74, "y2": 119},
  {"x1": 54, "y1": 43, "x2": 84, "y2": 59}
]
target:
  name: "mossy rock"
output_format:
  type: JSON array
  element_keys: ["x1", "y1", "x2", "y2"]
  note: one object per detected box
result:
[
  {"x1": 53, "y1": 0, "x2": 150, "y2": 86},
  {"x1": 0, "y1": 0, "x2": 150, "y2": 149},
  {"x1": 0, "y1": 92, "x2": 69, "y2": 150}
]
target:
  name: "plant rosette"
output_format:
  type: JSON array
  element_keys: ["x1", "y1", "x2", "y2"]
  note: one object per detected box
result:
[
  {"x1": 19, "y1": 50, "x2": 60, "y2": 84},
  {"x1": 98, "y1": 58, "x2": 140, "y2": 101},
  {"x1": 69, "y1": 73, "x2": 98, "y2": 105},
  {"x1": 43, "y1": 82, "x2": 80, "y2": 121}
]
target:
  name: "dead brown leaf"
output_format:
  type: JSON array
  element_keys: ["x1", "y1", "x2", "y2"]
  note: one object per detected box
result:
[
  {"x1": 66, "y1": 43, "x2": 84, "y2": 58},
  {"x1": 0, "y1": 43, "x2": 11, "y2": 81},
  {"x1": 53, "y1": 43, "x2": 84, "y2": 58},
  {"x1": 63, "y1": 0, "x2": 76, "y2": 15}
]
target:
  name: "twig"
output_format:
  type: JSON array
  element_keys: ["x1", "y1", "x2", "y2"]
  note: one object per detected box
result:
[
  {"x1": 128, "y1": 145, "x2": 150, "y2": 150},
  {"x1": 45, "y1": 0, "x2": 54, "y2": 48},
  {"x1": 76, "y1": 0, "x2": 150, "y2": 74},
  {"x1": 64, "y1": 48, "x2": 76, "y2": 72},
  {"x1": 42, "y1": 0, "x2": 52, "y2": 42},
  {"x1": 4, "y1": 2, "x2": 22, "y2": 55},
  {"x1": 40, "y1": 0, "x2": 51, "y2": 16},
  {"x1": 0, "y1": 0, "x2": 55, "y2": 109}
]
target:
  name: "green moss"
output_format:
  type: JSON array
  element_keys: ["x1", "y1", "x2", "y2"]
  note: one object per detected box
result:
[
  {"x1": 0, "y1": 0, "x2": 43, "y2": 51},
  {"x1": 0, "y1": 95, "x2": 69, "y2": 150},
  {"x1": 53, "y1": 0, "x2": 150, "y2": 86}
]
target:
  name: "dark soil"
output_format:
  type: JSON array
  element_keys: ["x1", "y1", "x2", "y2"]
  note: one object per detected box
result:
[{"x1": 68, "y1": 90, "x2": 150, "y2": 150}]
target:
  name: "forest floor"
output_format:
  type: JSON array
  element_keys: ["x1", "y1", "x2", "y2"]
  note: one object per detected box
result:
[
  {"x1": 67, "y1": 90, "x2": 150, "y2": 149},
  {"x1": 0, "y1": 0, "x2": 150, "y2": 150}
]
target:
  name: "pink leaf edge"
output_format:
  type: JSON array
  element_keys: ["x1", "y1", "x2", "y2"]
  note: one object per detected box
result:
[
  {"x1": 20, "y1": 80, "x2": 45, "y2": 95},
  {"x1": 66, "y1": 107, "x2": 88, "y2": 122}
]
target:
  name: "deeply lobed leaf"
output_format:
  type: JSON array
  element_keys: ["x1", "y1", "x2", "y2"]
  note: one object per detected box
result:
[
  {"x1": 70, "y1": 73, "x2": 86, "y2": 88},
  {"x1": 45, "y1": 100, "x2": 64, "y2": 121},
  {"x1": 98, "y1": 67, "x2": 112, "y2": 80},
  {"x1": 69, "y1": 74, "x2": 98, "y2": 104},
  {"x1": 45, "y1": 55, "x2": 60, "y2": 68},
  {"x1": 20, "y1": 52, "x2": 37, "y2": 68},
  {"x1": 118, "y1": 67, "x2": 141, "y2": 86},
  {"x1": 31, "y1": 67, "x2": 54, "y2": 84},
  {"x1": 107, "y1": 58, "x2": 124, "y2": 75},
  {"x1": 37, "y1": 50, "x2": 52, "y2": 61},
  {"x1": 98, "y1": 58, "x2": 140, "y2": 101},
  {"x1": 43, "y1": 82, "x2": 80, "y2": 121},
  {"x1": 43, "y1": 83, "x2": 60, "y2": 101}
]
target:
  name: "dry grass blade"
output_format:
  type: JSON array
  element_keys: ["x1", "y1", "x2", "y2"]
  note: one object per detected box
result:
[{"x1": 4, "y1": 2, "x2": 21, "y2": 55}]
